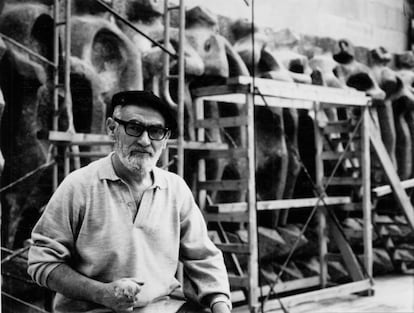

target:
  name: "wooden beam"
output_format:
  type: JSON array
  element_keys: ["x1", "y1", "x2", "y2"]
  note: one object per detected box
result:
[
  {"x1": 246, "y1": 92, "x2": 259, "y2": 311},
  {"x1": 207, "y1": 197, "x2": 352, "y2": 213},
  {"x1": 248, "y1": 279, "x2": 372, "y2": 313},
  {"x1": 373, "y1": 178, "x2": 414, "y2": 198},
  {"x1": 368, "y1": 117, "x2": 414, "y2": 230},
  {"x1": 168, "y1": 140, "x2": 229, "y2": 151},
  {"x1": 257, "y1": 197, "x2": 352, "y2": 210},
  {"x1": 229, "y1": 76, "x2": 370, "y2": 106},
  {"x1": 48, "y1": 131, "x2": 113, "y2": 145},
  {"x1": 192, "y1": 83, "x2": 249, "y2": 98},
  {"x1": 324, "y1": 207, "x2": 365, "y2": 282},
  {"x1": 68, "y1": 152, "x2": 109, "y2": 158},
  {"x1": 362, "y1": 107, "x2": 373, "y2": 278},
  {"x1": 231, "y1": 276, "x2": 321, "y2": 304},
  {"x1": 207, "y1": 202, "x2": 247, "y2": 213}
]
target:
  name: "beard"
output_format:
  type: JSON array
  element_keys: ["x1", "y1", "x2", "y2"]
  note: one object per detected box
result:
[{"x1": 114, "y1": 142, "x2": 157, "y2": 176}]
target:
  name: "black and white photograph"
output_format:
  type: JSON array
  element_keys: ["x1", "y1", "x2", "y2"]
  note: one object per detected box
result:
[{"x1": 1, "y1": 0, "x2": 414, "y2": 312}]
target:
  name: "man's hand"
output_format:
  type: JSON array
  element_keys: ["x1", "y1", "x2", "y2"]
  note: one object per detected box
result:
[
  {"x1": 99, "y1": 278, "x2": 144, "y2": 313},
  {"x1": 211, "y1": 301, "x2": 231, "y2": 313}
]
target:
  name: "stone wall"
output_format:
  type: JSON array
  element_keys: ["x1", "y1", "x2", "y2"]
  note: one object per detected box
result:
[{"x1": 186, "y1": 0, "x2": 411, "y2": 53}]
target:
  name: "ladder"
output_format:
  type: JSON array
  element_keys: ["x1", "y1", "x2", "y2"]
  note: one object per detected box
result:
[
  {"x1": 161, "y1": 0, "x2": 186, "y2": 180},
  {"x1": 52, "y1": 0, "x2": 72, "y2": 189},
  {"x1": 53, "y1": 0, "x2": 186, "y2": 179},
  {"x1": 192, "y1": 81, "x2": 259, "y2": 312},
  {"x1": 314, "y1": 102, "x2": 373, "y2": 286},
  {"x1": 190, "y1": 76, "x2": 373, "y2": 312}
]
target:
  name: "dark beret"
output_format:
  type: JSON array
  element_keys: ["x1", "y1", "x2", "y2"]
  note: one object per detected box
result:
[{"x1": 112, "y1": 90, "x2": 177, "y2": 138}]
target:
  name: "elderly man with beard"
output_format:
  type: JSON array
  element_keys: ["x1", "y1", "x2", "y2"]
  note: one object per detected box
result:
[{"x1": 28, "y1": 91, "x2": 232, "y2": 313}]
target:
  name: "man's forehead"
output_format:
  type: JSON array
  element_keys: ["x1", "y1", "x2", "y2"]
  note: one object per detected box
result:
[{"x1": 120, "y1": 104, "x2": 166, "y2": 124}]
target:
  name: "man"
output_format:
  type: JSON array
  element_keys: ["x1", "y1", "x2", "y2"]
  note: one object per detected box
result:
[{"x1": 28, "y1": 90, "x2": 232, "y2": 313}]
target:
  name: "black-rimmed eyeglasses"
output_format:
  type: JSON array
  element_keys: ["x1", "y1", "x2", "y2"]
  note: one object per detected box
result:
[{"x1": 113, "y1": 118, "x2": 170, "y2": 140}]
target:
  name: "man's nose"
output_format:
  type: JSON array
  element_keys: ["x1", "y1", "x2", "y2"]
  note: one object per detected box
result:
[{"x1": 137, "y1": 130, "x2": 151, "y2": 145}]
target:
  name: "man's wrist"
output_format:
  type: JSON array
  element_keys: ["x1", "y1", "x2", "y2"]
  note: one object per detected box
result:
[{"x1": 209, "y1": 294, "x2": 232, "y2": 311}]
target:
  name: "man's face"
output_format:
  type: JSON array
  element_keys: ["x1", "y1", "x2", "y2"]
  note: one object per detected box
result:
[{"x1": 110, "y1": 104, "x2": 169, "y2": 175}]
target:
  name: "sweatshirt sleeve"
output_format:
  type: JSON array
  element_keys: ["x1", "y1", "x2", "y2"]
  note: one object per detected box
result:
[
  {"x1": 27, "y1": 175, "x2": 84, "y2": 288},
  {"x1": 178, "y1": 182, "x2": 231, "y2": 306}
]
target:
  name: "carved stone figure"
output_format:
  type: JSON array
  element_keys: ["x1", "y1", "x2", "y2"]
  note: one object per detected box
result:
[
  {"x1": 369, "y1": 47, "x2": 398, "y2": 170},
  {"x1": 394, "y1": 51, "x2": 414, "y2": 179}
]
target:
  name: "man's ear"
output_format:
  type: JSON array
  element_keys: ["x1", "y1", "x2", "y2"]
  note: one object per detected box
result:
[
  {"x1": 162, "y1": 131, "x2": 171, "y2": 149},
  {"x1": 106, "y1": 118, "x2": 116, "y2": 136}
]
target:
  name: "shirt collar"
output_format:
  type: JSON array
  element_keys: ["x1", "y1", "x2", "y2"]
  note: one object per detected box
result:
[{"x1": 98, "y1": 152, "x2": 168, "y2": 189}]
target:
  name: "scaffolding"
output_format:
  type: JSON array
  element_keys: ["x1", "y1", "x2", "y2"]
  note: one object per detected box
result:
[{"x1": 191, "y1": 76, "x2": 373, "y2": 312}]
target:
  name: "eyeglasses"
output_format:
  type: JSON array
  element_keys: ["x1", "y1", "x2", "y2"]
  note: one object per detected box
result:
[{"x1": 113, "y1": 118, "x2": 170, "y2": 140}]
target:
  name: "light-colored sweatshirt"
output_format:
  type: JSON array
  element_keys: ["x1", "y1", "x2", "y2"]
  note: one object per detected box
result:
[{"x1": 28, "y1": 153, "x2": 230, "y2": 312}]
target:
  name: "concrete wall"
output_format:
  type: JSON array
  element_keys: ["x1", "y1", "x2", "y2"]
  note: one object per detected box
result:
[{"x1": 187, "y1": 0, "x2": 411, "y2": 53}]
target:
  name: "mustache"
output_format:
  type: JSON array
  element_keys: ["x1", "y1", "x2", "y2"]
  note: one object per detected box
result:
[{"x1": 129, "y1": 148, "x2": 153, "y2": 155}]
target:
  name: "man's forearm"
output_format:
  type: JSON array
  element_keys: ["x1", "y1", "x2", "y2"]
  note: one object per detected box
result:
[
  {"x1": 46, "y1": 263, "x2": 104, "y2": 305},
  {"x1": 46, "y1": 264, "x2": 142, "y2": 313}
]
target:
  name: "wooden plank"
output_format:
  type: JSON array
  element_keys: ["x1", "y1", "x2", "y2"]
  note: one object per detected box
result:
[
  {"x1": 203, "y1": 212, "x2": 249, "y2": 223},
  {"x1": 49, "y1": 131, "x2": 113, "y2": 145},
  {"x1": 198, "y1": 179, "x2": 248, "y2": 191},
  {"x1": 69, "y1": 152, "x2": 109, "y2": 158},
  {"x1": 195, "y1": 116, "x2": 248, "y2": 128},
  {"x1": 231, "y1": 276, "x2": 321, "y2": 303},
  {"x1": 324, "y1": 207, "x2": 365, "y2": 282},
  {"x1": 194, "y1": 97, "x2": 207, "y2": 211},
  {"x1": 216, "y1": 223, "x2": 245, "y2": 282},
  {"x1": 215, "y1": 243, "x2": 250, "y2": 254},
  {"x1": 197, "y1": 93, "x2": 315, "y2": 110},
  {"x1": 368, "y1": 117, "x2": 414, "y2": 230},
  {"x1": 193, "y1": 77, "x2": 369, "y2": 109},
  {"x1": 257, "y1": 197, "x2": 352, "y2": 211},
  {"x1": 246, "y1": 92, "x2": 259, "y2": 310},
  {"x1": 373, "y1": 178, "x2": 414, "y2": 198},
  {"x1": 230, "y1": 76, "x2": 370, "y2": 106},
  {"x1": 191, "y1": 83, "x2": 249, "y2": 97},
  {"x1": 314, "y1": 115, "x2": 328, "y2": 288},
  {"x1": 207, "y1": 202, "x2": 247, "y2": 213},
  {"x1": 167, "y1": 140, "x2": 229, "y2": 151},
  {"x1": 256, "y1": 279, "x2": 372, "y2": 312},
  {"x1": 207, "y1": 197, "x2": 352, "y2": 213}
]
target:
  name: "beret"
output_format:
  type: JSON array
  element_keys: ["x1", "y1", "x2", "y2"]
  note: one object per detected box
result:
[{"x1": 112, "y1": 90, "x2": 177, "y2": 138}]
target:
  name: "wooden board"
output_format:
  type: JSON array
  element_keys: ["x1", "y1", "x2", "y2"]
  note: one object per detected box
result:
[
  {"x1": 368, "y1": 117, "x2": 414, "y2": 230},
  {"x1": 206, "y1": 197, "x2": 351, "y2": 213}
]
